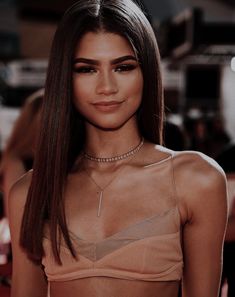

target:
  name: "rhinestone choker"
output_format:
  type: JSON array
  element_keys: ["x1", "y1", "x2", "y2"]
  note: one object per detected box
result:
[{"x1": 83, "y1": 138, "x2": 144, "y2": 162}]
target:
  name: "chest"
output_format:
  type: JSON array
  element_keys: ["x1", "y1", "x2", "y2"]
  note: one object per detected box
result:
[{"x1": 65, "y1": 163, "x2": 178, "y2": 242}]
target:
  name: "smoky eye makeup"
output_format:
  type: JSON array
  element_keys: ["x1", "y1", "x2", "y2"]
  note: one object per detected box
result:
[
  {"x1": 114, "y1": 63, "x2": 138, "y2": 72},
  {"x1": 73, "y1": 65, "x2": 97, "y2": 73},
  {"x1": 73, "y1": 57, "x2": 98, "y2": 73},
  {"x1": 72, "y1": 56, "x2": 140, "y2": 73},
  {"x1": 112, "y1": 56, "x2": 140, "y2": 72},
  {"x1": 73, "y1": 63, "x2": 138, "y2": 74}
]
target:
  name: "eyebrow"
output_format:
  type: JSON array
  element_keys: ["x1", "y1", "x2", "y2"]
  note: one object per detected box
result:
[{"x1": 73, "y1": 55, "x2": 137, "y2": 65}]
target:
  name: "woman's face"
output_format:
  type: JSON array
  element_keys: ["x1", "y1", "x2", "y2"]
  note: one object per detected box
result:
[{"x1": 72, "y1": 31, "x2": 143, "y2": 130}]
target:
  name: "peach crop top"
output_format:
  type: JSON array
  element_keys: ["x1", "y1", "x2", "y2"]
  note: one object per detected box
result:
[{"x1": 42, "y1": 153, "x2": 183, "y2": 282}]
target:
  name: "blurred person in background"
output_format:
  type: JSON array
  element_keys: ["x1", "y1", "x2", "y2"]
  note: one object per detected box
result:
[
  {"x1": 0, "y1": 89, "x2": 43, "y2": 216},
  {"x1": 207, "y1": 116, "x2": 230, "y2": 159},
  {"x1": 163, "y1": 121, "x2": 185, "y2": 151},
  {"x1": 184, "y1": 113, "x2": 230, "y2": 159}
]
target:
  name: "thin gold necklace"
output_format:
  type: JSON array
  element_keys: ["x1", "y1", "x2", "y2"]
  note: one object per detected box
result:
[
  {"x1": 83, "y1": 167, "x2": 123, "y2": 217},
  {"x1": 83, "y1": 139, "x2": 144, "y2": 217}
]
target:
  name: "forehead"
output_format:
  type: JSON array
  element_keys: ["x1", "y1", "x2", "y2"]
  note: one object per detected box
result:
[{"x1": 74, "y1": 32, "x2": 135, "y2": 59}]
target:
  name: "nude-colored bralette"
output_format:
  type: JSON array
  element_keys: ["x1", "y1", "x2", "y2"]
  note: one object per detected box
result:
[
  {"x1": 42, "y1": 152, "x2": 183, "y2": 282},
  {"x1": 42, "y1": 205, "x2": 183, "y2": 282}
]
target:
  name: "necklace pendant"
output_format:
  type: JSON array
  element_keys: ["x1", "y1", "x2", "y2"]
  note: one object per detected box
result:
[{"x1": 97, "y1": 191, "x2": 103, "y2": 217}]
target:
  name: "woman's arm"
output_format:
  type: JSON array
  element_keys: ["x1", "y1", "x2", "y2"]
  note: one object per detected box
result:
[
  {"x1": 174, "y1": 152, "x2": 228, "y2": 297},
  {"x1": 8, "y1": 172, "x2": 48, "y2": 297},
  {"x1": 2, "y1": 155, "x2": 26, "y2": 216}
]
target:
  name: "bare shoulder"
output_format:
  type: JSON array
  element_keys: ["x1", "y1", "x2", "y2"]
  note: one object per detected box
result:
[
  {"x1": 171, "y1": 150, "x2": 227, "y2": 222},
  {"x1": 144, "y1": 143, "x2": 225, "y2": 183},
  {"x1": 173, "y1": 150, "x2": 226, "y2": 186},
  {"x1": 8, "y1": 169, "x2": 33, "y2": 216}
]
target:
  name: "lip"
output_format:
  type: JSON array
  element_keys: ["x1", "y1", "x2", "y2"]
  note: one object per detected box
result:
[
  {"x1": 92, "y1": 100, "x2": 124, "y2": 112},
  {"x1": 93, "y1": 100, "x2": 124, "y2": 106}
]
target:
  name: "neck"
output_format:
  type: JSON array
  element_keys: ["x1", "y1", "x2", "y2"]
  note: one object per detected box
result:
[{"x1": 84, "y1": 121, "x2": 141, "y2": 158}]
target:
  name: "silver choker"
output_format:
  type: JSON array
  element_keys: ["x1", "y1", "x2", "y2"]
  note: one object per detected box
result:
[{"x1": 83, "y1": 138, "x2": 144, "y2": 162}]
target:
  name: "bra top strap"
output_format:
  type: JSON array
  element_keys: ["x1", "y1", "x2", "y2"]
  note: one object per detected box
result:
[{"x1": 170, "y1": 151, "x2": 180, "y2": 206}]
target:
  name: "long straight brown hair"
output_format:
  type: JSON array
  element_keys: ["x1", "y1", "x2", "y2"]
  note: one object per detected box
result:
[{"x1": 20, "y1": 0, "x2": 164, "y2": 264}]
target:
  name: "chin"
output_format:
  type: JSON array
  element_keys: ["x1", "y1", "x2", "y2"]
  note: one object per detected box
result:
[
  {"x1": 87, "y1": 115, "x2": 135, "y2": 131},
  {"x1": 91, "y1": 120, "x2": 127, "y2": 131}
]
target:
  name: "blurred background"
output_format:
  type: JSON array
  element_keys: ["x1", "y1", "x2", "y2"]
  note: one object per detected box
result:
[
  {"x1": 0, "y1": 0, "x2": 235, "y2": 296},
  {"x1": 0, "y1": 0, "x2": 235, "y2": 154}
]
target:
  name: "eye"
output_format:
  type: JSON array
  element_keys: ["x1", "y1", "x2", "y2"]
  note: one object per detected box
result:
[
  {"x1": 115, "y1": 64, "x2": 137, "y2": 72},
  {"x1": 73, "y1": 66, "x2": 97, "y2": 74}
]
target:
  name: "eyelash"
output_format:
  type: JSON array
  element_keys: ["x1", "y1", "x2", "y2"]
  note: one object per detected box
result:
[
  {"x1": 73, "y1": 64, "x2": 137, "y2": 74},
  {"x1": 115, "y1": 64, "x2": 137, "y2": 72},
  {"x1": 73, "y1": 67, "x2": 95, "y2": 74}
]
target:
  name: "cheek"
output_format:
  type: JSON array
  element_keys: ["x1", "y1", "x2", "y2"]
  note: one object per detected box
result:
[
  {"x1": 73, "y1": 78, "x2": 85, "y2": 98},
  {"x1": 136, "y1": 76, "x2": 144, "y2": 99},
  {"x1": 72, "y1": 77, "x2": 90, "y2": 109},
  {"x1": 127, "y1": 72, "x2": 143, "y2": 103},
  {"x1": 123, "y1": 75, "x2": 143, "y2": 116}
]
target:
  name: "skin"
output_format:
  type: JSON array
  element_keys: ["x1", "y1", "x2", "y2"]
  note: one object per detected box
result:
[
  {"x1": 72, "y1": 32, "x2": 143, "y2": 155},
  {"x1": 8, "y1": 32, "x2": 228, "y2": 297},
  {"x1": 224, "y1": 174, "x2": 235, "y2": 242}
]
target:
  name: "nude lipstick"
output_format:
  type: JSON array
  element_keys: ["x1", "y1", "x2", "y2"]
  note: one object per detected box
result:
[{"x1": 92, "y1": 100, "x2": 124, "y2": 112}]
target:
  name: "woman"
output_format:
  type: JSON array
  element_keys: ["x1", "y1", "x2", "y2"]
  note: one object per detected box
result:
[
  {"x1": 0, "y1": 89, "x2": 43, "y2": 216},
  {"x1": 9, "y1": 1, "x2": 227, "y2": 296}
]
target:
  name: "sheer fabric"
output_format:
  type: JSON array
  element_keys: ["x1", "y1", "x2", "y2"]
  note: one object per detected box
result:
[{"x1": 42, "y1": 153, "x2": 183, "y2": 283}]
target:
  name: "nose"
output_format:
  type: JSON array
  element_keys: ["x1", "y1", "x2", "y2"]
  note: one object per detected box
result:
[{"x1": 96, "y1": 71, "x2": 118, "y2": 95}]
